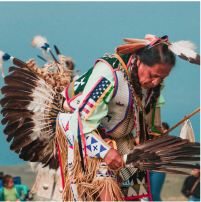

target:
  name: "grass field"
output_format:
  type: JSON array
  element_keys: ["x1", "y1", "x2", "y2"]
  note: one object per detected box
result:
[{"x1": 0, "y1": 164, "x2": 193, "y2": 201}]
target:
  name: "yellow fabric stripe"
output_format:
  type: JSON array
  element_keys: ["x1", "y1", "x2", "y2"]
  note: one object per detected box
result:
[
  {"x1": 84, "y1": 120, "x2": 102, "y2": 138},
  {"x1": 106, "y1": 140, "x2": 117, "y2": 150},
  {"x1": 71, "y1": 80, "x2": 76, "y2": 98}
]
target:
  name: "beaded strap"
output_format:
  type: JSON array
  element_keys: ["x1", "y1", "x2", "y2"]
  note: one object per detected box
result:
[{"x1": 112, "y1": 54, "x2": 146, "y2": 119}]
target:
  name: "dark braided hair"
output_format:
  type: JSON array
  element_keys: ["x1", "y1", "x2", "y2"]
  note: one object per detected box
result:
[{"x1": 131, "y1": 44, "x2": 176, "y2": 113}]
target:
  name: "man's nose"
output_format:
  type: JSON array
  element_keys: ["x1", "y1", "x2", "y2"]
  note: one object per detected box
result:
[{"x1": 152, "y1": 78, "x2": 161, "y2": 86}]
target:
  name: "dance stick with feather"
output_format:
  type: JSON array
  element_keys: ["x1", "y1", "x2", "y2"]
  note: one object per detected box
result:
[{"x1": 163, "y1": 108, "x2": 200, "y2": 136}]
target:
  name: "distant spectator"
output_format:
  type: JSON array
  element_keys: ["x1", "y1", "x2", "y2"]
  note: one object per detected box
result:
[
  {"x1": 0, "y1": 175, "x2": 28, "y2": 201},
  {"x1": 181, "y1": 166, "x2": 200, "y2": 201},
  {"x1": 148, "y1": 122, "x2": 170, "y2": 201},
  {"x1": 162, "y1": 122, "x2": 169, "y2": 134}
]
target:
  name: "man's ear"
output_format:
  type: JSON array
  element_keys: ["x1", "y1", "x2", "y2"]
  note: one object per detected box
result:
[{"x1": 137, "y1": 56, "x2": 141, "y2": 67}]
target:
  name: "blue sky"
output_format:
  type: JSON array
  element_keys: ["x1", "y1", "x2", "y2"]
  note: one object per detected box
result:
[{"x1": 0, "y1": 1, "x2": 200, "y2": 165}]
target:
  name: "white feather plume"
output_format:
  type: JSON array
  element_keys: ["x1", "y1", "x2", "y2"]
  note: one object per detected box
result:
[
  {"x1": 0, "y1": 50, "x2": 5, "y2": 77},
  {"x1": 145, "y1": 34, "x2": 156, "y2": 40},
  {"x1": 28, "y1": 101, "x2": 51, "y2": 112},
  {"x1": 0, "y1": 50, "x2": 5, "y2": 61},
  {"x1": 31, "y1": 35, "x2": 48, "y2": 50},
  {"x1": 31, "y1": 91, "x2": 52, "y2": 103},
  {"x1": 174, "y1": 41, "x2": 197, "y2": 51},
  {"x1": 169, "y1": 42, "x2": 197, "y2": 58},
  {"x1": 26, "y1": 79, "x2": 56, "y2": 113}
]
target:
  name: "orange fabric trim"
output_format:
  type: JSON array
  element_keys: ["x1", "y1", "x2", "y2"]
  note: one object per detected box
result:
[
  {"x1": 106, "y1": 140, "x2": 117, "y2": 150},
  {"x1": 84, "y1": 120, "x2": 102, "y2": 138}
]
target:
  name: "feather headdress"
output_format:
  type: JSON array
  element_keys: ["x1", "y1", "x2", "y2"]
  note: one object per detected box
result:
[
  {"x1": 0, "y1": 35, "x2": 77, "y2": 168},
  {"x1": 115, "y1": 34, "x2": 200, "y2": 65},
  {"x1": 31, "y1": 35, "x2": 58, "y2": 63},
  {"x1": 31, "y1": 36, "x2": 79, "y2": 78}
]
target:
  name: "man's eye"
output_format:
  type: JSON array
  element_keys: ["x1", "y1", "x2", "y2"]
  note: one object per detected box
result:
[
  {"x1": 149, "y1": 73, "x2": 153, "y2": 78},
  {"x1": 153, "y1": 75, "x2": 159, "y2": 78}
]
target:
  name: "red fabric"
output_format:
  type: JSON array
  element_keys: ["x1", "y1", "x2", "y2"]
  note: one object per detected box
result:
[{"x1": 57, "y1": 140, "x2": 65, "y2": 189}]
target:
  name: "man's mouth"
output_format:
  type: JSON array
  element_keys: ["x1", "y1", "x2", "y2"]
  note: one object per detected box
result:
[{"x1": 142, "y1": 83, "x2": 154, "y2": 89}]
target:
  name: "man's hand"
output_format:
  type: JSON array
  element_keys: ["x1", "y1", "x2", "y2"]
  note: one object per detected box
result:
[{"x1": 104, "y1": 148, "x2": 124, "y2": 170}]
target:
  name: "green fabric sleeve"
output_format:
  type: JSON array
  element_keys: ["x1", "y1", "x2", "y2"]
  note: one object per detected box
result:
[
  {"x1": 156, "y1": 80, "x2": 166, "y2": 107},
  {"x1": 152, "y1": 80, "x2": 166, "y2": 134},
  {"x1": 156, "y1": 94, "x2": 165, "y2": 107},
  {"x1": 69, "y1": 61, "x2": 115, "y2": 142}
]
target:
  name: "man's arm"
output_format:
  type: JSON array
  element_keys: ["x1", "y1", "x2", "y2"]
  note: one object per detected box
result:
[{"x1": 69, "y1": 61, "x2": 123, "y2": 169}]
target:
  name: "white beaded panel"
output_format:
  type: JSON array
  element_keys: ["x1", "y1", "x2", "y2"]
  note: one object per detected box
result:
[{"x1": 100, "y1": 70, "x2": 133, "y2": 137}]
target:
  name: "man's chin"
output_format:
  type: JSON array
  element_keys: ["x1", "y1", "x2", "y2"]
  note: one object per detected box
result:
[{"x1": 141, "y1": 84, "x2": 149, "y2": 89}]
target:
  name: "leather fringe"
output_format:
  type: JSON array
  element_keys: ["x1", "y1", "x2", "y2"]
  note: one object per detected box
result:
[
  {"x1": 55, "y1": 118, "x2": 68, "y2": 182},
  {"x1": 56, "y1": 118, "x2": 123, "y2": 201},
  {"x1": 81, "y1": 176, "x2": 124, "y2": 201}
]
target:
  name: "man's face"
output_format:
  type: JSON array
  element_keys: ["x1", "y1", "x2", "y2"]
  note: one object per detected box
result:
[{"x1": 137, "y1": 58, "x2": 173, "y2": 89}]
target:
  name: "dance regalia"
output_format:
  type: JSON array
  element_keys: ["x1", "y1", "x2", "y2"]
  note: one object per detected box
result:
[
  {"x1": 57, "y1": 53, "x2": 165, "y2": 201},
  {"x1": 0, "y1": 34, "x2": 200, "y2": 202}
]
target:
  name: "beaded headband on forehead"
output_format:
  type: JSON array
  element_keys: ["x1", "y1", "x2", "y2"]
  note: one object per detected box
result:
[{"x1": 115, "y1": 34, "x2": 200, "y2": 65}]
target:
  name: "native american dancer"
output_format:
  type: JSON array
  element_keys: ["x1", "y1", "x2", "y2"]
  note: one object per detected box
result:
[{"x1": 0, "y1": 34, "x2": 200, "y2": 201}]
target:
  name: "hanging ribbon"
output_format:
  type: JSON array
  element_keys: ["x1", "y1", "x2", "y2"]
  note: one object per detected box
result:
[{"x1": 78, "y1": 112, "x2": 87, "y2": 171}]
